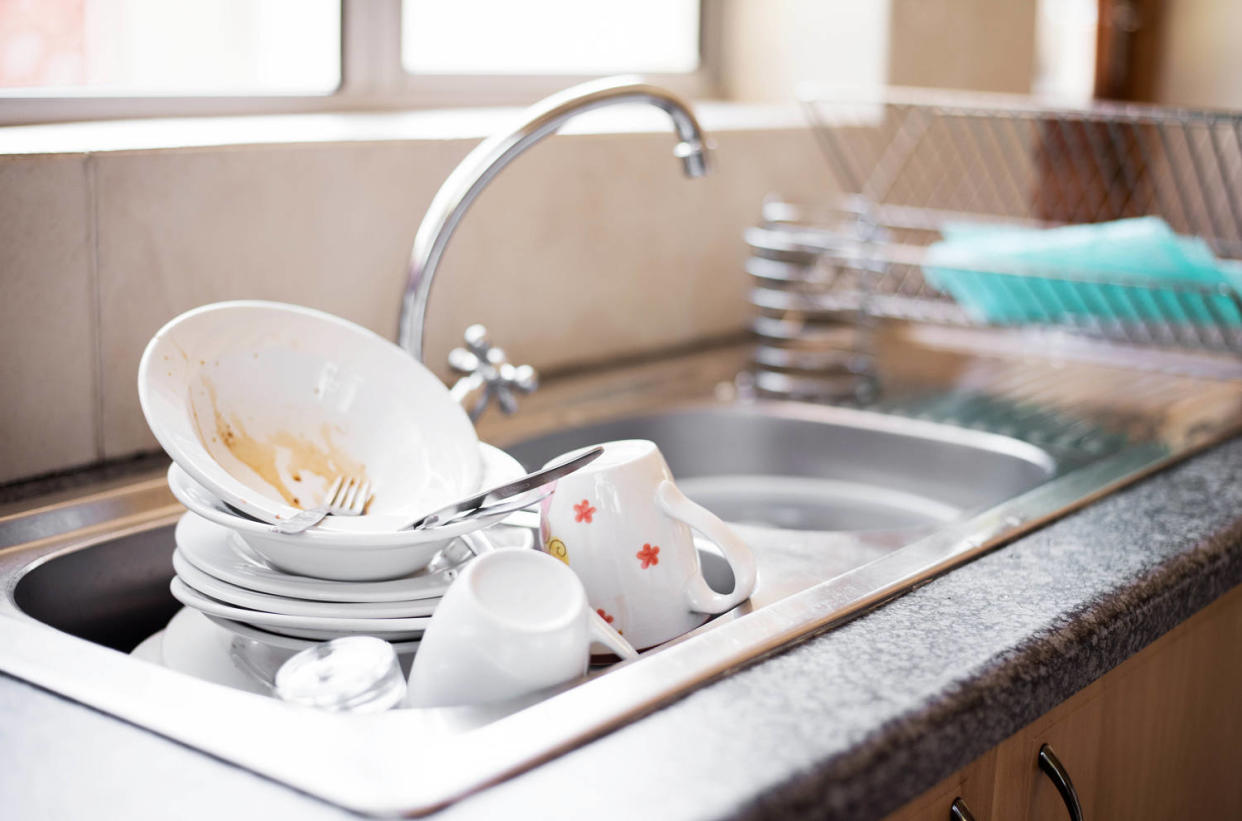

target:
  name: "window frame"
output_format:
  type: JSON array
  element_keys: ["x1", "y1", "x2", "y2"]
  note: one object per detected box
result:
[{"x1": 0, "y1": 0, "x2": 720, "y2": 126}]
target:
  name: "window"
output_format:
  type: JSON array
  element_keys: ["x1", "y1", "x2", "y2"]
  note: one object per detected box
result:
[
  {"x1": 401, "y1": 0, "x2": 700, "y2": 76},
  {"x1": 0, "y1": 0, "x2": 340, "y2": 96},
  {"x1": 0, "y1": 0, "x2": 710, "y2": 125}
]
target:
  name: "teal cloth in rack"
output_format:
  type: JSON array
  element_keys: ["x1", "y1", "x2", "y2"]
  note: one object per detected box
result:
[{"x1": 922, "y1": 217, "x2": 1242, "y2": 326}]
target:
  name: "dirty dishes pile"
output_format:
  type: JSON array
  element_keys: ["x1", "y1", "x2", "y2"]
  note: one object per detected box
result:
[
  {"x1": 162, "y1": 443, "x2": 537, "y2": 647},
  {"x1": 134, "y1": 300, "x2": 538, "y2": 679}
]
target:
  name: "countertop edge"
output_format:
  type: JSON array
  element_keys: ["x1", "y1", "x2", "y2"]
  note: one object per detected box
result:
[{"x1": 730, "y1": 442, "x2": 1242, "y2": 819}]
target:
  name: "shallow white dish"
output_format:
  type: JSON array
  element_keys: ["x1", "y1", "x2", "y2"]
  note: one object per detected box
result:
[
  {"x1": 169, "y1": 440, "x2": 531, "y2": 581},
  {"x1": 206, "y1": 614, "x2": 421, "y2": 655},
  {"x1": 173, "y1": 551, "x2": 439, "y2": 619},
  {"x1": 174, "y1": 513, "x2": 474, "y2": 602},
  {"x1": 134, "y1": 610, "x2": 421, "y2": 696},
  {"x1": 138, "y1": 300, "x2": 480, "y2": 533},
  {"x1": 238, "y1": 623, "x2": 421, "y2": 642},
  {"x1": 131, "y1": 631, "x2": 165, "y2": 663},
  {"x1": 159, "y1": 607, "x2": 286, "y2": 695},
  {"x1": 170, "y1": 577, "x2": 428, "y2": 638}
]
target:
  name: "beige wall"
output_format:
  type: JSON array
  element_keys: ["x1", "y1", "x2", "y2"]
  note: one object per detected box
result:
[
  {"x1": 888, "y1": 0, "x2": 1038, "y2": 94},
  {"x1": 719, "y1": 0, "x2": 891, "y2": 102},
  {"x1": 1154, "y1": 0, "x2": 1242, "y2": 109},
  {"x1": 0, "y1": 118, "x2": 827, "y2": 484},
  {"x1": 718, "y1": 0, "x2": 1038, "y2": 101}
]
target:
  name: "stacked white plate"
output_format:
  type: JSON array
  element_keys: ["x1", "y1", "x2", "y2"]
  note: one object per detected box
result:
[
  {"x1": 157, "y1": 437, "x2": 539, "y2": 678},
  {"x1": 170, "y1": 511, "x2": 473, "y2": 643},
  {"x1": 146, "y1": 511, "x2": 534, "y2": 692}
]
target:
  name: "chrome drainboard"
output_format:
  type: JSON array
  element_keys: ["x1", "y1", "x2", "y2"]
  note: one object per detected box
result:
[{"x1": 1, "y1": 341, "x2": 1239, "y2": 816}]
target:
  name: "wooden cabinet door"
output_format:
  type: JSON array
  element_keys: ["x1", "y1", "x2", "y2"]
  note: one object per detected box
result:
[
  {"x1": 991, "y1": 688, "x2": 1103, "y2": 820},
  {"x1": 884, "y1": 583, "x2": 1242, "y2": 821},
  {"x1": 992, "y1": 582, "x2": 1242, "y2": 821},
  {"x1": 882, "y1": 749, "x2": 997, "y2": 821},
  {"x1": 1090, "y1": 584, "x2": 1242, "y2": 819}
]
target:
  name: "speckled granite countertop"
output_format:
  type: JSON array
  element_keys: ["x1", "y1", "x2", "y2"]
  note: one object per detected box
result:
[{"x1": 4, "y1": 435, "x2": 1242, "y2": 820}]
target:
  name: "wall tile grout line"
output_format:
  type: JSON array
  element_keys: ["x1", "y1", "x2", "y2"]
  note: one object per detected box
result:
[{"x1": 85, "y1": 151, "x2": 105, "y2": 463}]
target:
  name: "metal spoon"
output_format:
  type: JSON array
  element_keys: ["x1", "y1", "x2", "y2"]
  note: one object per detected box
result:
[{"x1": 405, "y1": 446, "x2": 604, "y2": 531}]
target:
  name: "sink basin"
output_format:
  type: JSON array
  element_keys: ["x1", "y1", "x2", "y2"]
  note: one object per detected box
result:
[
  {"x1": 502, "y1": 402, "x2": 1056, "y2": 532},
  {"x1": 0, "y1": 393, "x2": 1177, "y2": 816}
]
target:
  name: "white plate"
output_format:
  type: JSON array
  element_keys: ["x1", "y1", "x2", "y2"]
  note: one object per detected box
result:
[
  {"x1": 168, "y1": 443, "x2": 537, "y2": 581},
  {"x1": 173, "y1": 551, "x2": 439, "y2": 619},
  {"x1": 138, "y1": 300, "x2": 480, "y2": 533},
  {"x1": 174, "y1": 513, "x2": 471, "y2": 602},
  {"x1": 131, "y1": 631, "x2": 165, "y2": 663},
  {"x1": 205, "y1": 615, "x2": 421, "y2": 655},
  {"x1": 237, "y1": 623, "x2": 422, "y2": 642},
  {"x1": 138, "y1": 610, "x2": 420, "y2": 696},
  {"x1": 170, "y1": 577, "x2": 428, "y2": 638},
  {"x1": 160, "y1": 607, "x2": 285, "y2": 695}
]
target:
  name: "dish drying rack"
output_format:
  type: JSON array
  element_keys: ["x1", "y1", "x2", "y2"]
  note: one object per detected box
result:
[{"x1": 747, "y1": 89, "x2": 1242, "y2": 399}]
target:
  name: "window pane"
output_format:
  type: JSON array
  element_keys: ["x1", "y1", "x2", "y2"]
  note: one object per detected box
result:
[
  {"x1": 402, "y1": 0, "x2": 700, "y2": 75},
  {"x1": 0, "y1": 0, "x2": 340, "y2": 95}
]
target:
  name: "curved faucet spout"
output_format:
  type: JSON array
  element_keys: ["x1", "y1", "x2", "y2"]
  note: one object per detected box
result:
[{"x1": 398, "y1": 76, "x2": 712, "y2": 362}]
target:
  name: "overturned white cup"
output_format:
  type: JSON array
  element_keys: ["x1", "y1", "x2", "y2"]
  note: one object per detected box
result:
[{"x1": 405, "y1": 549, "x2": 635, "y2": 709}]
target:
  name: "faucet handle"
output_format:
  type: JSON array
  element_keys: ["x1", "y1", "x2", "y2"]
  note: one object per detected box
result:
[
  {"x1": 461, "y1": 324, "x2": 493, "y2": 359},
  {"x1": 447, "y1": 346, "x2": 482, "y2": 375},
  {"x1": 506, "y1": 363, "x2": 538, "y2": 394},
  {"x1": 446, "y1": 325, "x2": 539, "y2": 422}
]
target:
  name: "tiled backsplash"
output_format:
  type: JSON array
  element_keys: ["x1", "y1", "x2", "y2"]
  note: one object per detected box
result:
[{"x1": 0, "y1": 118, "x2": 826, "y2": 484}]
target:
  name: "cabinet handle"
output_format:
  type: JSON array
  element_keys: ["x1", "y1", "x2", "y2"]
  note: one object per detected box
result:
[
  {"x1": 1038, "y1": 743, "x2": 1085, "y2": 821},
  {"x1": 949, "y1": 797, "x2": 977, "y2": 821}
]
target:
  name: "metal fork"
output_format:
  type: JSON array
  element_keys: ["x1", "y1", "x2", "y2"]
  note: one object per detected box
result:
[{"x1": 272, "y1": 476, "x2": 372, "y2": 535}]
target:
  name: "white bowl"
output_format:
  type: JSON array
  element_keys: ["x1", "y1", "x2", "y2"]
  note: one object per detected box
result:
[
  {"x1": 139, "y1": 300, "x2": 480, "y2": 533},
  {"x1": 168, "y1": 442, "x2": 531, "y2": 581}
]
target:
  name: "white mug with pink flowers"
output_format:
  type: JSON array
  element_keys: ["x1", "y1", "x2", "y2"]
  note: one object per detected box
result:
[{"x1": 538, "y1": 439, "x2": 757, "y2": 650}]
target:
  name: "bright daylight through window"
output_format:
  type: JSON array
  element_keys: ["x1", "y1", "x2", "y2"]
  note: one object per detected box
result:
[
  {"x1": 401, "y1": 0, "x2": 700, "y2": 75},
  {"x1": 0, "y1": 0, "x2": 340, "y2": 95},
  {"x1": 0, "y1": 0, "x2": 702, "y2": 120}
]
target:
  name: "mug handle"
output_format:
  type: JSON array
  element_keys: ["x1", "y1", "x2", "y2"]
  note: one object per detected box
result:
[
  {"x1": 655, "y1": 480, "x2": 758, "y2": 615},
  {"x1": 589, "y1": 609, "x2": 638, "y2": 659}
]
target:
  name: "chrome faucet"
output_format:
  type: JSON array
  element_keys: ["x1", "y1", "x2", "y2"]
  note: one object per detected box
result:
[{"x1": 397, "y1": 75, "x2": 712, "y2": 419}]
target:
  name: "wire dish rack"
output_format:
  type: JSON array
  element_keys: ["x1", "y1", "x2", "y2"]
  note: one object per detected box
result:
[{"x1": 747, "y1": 89, "x2": 1242, "y2": 398}]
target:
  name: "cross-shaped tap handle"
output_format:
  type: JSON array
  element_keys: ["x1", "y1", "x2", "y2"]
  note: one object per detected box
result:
[{"x1": 448, "y1": 324, "x2": 539, "y2": 421}]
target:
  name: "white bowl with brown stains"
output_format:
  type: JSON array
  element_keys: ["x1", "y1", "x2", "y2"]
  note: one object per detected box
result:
[
  {"x1": 139, "y1": 301, "x2": 481, "y2": 533},
  {"x1": 167, "y1": 445, "x2": 531, "y2": 581}
]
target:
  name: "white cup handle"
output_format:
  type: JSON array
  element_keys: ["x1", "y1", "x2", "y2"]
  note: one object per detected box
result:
[
  {"x1": 655, "y1": 480, "x2": 758, "y2": 615},
  {"x1": 588, "y1": 608, "x2": 638, "y2": 659}
]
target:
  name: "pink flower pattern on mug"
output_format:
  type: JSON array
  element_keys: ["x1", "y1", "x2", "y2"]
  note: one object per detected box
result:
[
  {"x1": 596, "y1": 608, "x2": 614, "y2": 624},
  {"x1": 573, "y1": 499, "x2": 596, "y2": 523},
  {"x1": 637, "y1": 543, "x2": 660, "y2": 569}
]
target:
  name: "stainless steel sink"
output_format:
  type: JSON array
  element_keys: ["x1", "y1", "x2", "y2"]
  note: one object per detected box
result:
[
  {"x1": 8, "y1": 402, "x2": 1055, "y2": 658},
  {"x1": 503, "y1": 402, "x2": 1055, "y2": 532},
  {"x1": 0, "y1": 366, "x2": 1217, "y2": 816}
]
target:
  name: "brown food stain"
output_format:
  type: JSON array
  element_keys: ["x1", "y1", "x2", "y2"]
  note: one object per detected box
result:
[{"x1": 194, "y1": 375, "x2": 367, "y2": 509}]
